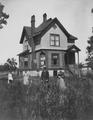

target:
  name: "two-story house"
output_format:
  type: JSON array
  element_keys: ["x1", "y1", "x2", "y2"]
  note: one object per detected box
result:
[{"x1": 18, "y1": 13, "x2": 80, "y2": 76}]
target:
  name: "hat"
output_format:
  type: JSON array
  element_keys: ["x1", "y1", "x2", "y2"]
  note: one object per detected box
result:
[
  {"x1": 43, "y1": 65, "x2": 46, "y2": 68},
  {"x1": 58, "y1": 71, "x2": 64, "y2": 77}
]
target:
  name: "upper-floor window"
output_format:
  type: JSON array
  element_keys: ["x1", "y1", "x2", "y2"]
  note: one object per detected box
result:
[
  {"x1": 23, "y1": 36, "x2": 31, "y2": 51},
  {"x1": 24, "y1": 40, "x2": 29, "y2": 49},
  {"x1": 50, "y1": 34, "x2": 60, "y2": 46}
]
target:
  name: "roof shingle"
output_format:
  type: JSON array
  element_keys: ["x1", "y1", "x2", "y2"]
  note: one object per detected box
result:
[
  {"x1": 24, "y1": 18, "x2": 52, "y2": 37},
  {"x1": 20, "y1": 17, "x2": 77, "y2": 43}
]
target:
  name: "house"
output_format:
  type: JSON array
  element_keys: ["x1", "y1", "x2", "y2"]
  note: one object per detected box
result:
[{"x1": 18, "y1": 13, "x2": 80, "y2": 76}]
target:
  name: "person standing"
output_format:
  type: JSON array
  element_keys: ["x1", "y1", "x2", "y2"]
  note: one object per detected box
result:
[
  {"x1": 23, "y1": 70, "x2": 29, "y2": 85},
  {"x1": 41, "y1": 66, "x2": 49, "y2": 83},
  {"x1": 8, "y1": 71, "x2": 13, "y2": 84},
  {"x1": 57, "y1": 71, "x2": 66, "y2": 90}
]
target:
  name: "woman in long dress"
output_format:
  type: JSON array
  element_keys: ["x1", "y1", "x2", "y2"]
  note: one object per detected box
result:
[
  {"x1": 23, "y1": 71, "x2": 29, "y2": 85},
  {"x1": 57, "y1": 72, "x2": 66, "y2": 90}
]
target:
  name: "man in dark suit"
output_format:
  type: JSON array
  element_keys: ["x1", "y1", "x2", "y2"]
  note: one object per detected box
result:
[{"x1": 41, "y1": 66, "x2": 49, "y2": 83}]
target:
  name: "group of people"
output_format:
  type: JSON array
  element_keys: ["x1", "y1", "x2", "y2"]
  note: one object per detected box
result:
[
  {"x1": 7, "y1": 70, "x2": 31, "y2": 85},
  {"x1": 41, "y1": 66, "x2": 66, "y2": 90},
  {"x1": 7, "y1": 66, "x2": 66, "y2": 91}
]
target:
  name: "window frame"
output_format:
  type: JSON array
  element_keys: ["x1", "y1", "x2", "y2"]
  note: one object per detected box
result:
[
  {"x1": 51, "y1": 53, "x2": 59, "y2": 66},
  {"x1": 50, "y1": 34, "x2": 60, "y2": 47},
  {"x1": 24, "y1": 61, "x2": 28, "y2": 67}
]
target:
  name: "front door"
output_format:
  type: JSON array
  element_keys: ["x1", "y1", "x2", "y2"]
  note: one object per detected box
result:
[
  {"x1": 53, "y1": 70, "x2": 57, "y2": 76},
  {"x1": 65, "y1": 52, "x2": 75, "y2": 65}
]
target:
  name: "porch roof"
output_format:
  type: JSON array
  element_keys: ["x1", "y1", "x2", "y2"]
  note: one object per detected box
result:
[
  {"x1": 18, "y1": 50, "x2": 30, "y2": 56},
  {"x1": 67, "y1": 45, "x2": 81, "y2": 52}
]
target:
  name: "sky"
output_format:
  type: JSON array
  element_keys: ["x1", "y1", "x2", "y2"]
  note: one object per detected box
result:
[{"x1": 0, "y1": 0, "x2": 93, "y2": 64}]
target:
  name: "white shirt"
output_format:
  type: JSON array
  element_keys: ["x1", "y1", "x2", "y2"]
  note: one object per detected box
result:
[
  {"x1": 23, "y1": 71, "x2": 29, "y2": 85},
  {"x1": 8, "y1": 73, "x2": 13, "y2": 84}
]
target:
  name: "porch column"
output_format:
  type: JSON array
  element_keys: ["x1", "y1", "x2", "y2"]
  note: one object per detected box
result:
[
  {"x1": 77, "y1": 52, "x2": 79, "y2": 65},
  {"x1": 67, "y1": 53, "x2": 69, "y2": 67},
  {"x1": 77, "y1": 51, "x2": 81, "y2": 77}
]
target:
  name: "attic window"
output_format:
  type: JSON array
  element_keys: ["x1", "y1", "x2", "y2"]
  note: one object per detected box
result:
[
  {"x1": 53, "y1": 24, "x2": 57, "y2": 29},
  {"x1": 50, "y1": 34, "x2": 60, "y2": 46}
]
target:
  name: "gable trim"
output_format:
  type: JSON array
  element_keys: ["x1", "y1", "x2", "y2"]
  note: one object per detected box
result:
[{"x1": 20, "y1": 27, "x2": 30, "y2": 44}]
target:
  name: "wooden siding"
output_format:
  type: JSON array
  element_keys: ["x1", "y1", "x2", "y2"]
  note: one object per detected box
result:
[{"x1": 40, "y1": 24, "x2": 68, "y2": 50}]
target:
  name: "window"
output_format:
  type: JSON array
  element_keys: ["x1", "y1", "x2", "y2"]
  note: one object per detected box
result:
[
  {"x1": 40, "y1": 52, "x2": 46, "y2": 68},
  {"x1": 24, "y1": 57, "x2": 28, "y2": 67},
  {"x1": 24, "y1": 40, "x2": 29, "y2": 50},
  {"x1": 23, "y1": 36, "x2": 29, "y2": 51},
  {"x1": 24, "y1": 61, "x2": 28, "y2": 67},
  {"x1": 19, "y1": 57, "x2": 24, "y2": 68},
  {"x1": 51, "y1": 53, "x2": 59, "y2": 66},
  {"x1": 50, "y1": 34, "x2": 60, "y2": 46}
]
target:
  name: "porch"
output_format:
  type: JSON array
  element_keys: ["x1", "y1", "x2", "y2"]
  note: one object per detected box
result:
[{"x1": 64, "y1": 45, "x2": 81, "y2": 76}]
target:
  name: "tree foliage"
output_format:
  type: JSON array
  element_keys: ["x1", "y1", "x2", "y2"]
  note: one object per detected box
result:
[
  {"x1": 0, "y1": 2, "x2": 9, "y2": 29},
  {"x1": 5, "y1": 58, "x2": 17, "y2": 71},
  {"x1": 86, "y1": 36, "x2": 93, "y2": 69},
  {"x1": 0, "y1": 58, "x2": 17, "y2": 71}
]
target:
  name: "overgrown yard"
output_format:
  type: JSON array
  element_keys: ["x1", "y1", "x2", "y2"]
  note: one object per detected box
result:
[{"x1": 0, "y1": 74, "x2": 93, "y2": 120}]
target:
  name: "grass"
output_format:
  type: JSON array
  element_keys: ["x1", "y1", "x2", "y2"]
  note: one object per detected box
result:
[{"x1": 0, "y1": 73, "x2": 93, "y2": 120}]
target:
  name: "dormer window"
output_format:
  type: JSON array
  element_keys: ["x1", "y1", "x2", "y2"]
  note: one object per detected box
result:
[{"x1": 50, "y1": 34, "x2": 60, "y2": 46}]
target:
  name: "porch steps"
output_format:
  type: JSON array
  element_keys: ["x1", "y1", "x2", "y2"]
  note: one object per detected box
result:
[{"x1": 64, "y1": 65, "x2": 80, "y2": 77}]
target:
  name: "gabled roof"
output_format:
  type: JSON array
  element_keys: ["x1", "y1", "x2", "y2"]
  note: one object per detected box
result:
[
  {"x1": 67, "y1": 45, "x2": 81, "y2": 52},
  {"x1": 20, "y1": 17, "x2": 77, "y2": 44}
]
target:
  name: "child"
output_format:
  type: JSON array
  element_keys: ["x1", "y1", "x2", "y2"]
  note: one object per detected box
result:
[{"x1": 8, "y1": 71, "x2": 13, "y2": 84}]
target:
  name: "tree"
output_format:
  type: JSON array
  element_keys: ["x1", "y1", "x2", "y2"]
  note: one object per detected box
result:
[
  {"x1": 4, "y1": 58, "x2": 17, "y2": 71},
  {"x1": 0, "y1": 2, "x2": 9, "y2": 29},
  {"x1": 0, "y1": 58, "x2": 17, "y2": 72},
  {"x1": 86, "y1": 36, "x2": 93, "y2": 69}
]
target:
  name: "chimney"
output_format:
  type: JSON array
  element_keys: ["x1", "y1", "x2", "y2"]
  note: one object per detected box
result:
[
  {"x1": 31, "y1": 15, "x2": 36, "y2": 69},
  {"x1": 31, "y1": 15, "x2": 35, "y2": 30},
  {"x1": 43, "y1": 13, "x2": 47, "y2": 22}
]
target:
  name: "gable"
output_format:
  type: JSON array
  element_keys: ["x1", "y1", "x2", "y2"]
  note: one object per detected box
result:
[
  {"x1": 39, "y1": 18, "x2": 77, "y2": 42},
  {"x1": 67, "y1": 45, "x2": 81, "y2": 52},
  {"x1": 40, "y1": 23, "x2": 68, "y2": 50},
  {"x1": 20, "y1": 27, "x2": 30, "y2": 44}
]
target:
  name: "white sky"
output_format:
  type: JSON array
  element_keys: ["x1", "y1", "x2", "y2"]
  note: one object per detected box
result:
[{"x1": 0, "y1": 0, "x2": 93, "y2": 64}]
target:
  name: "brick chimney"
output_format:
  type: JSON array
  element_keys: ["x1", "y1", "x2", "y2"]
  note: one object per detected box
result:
[
  {"x1": 43, "y1": 13, "x2": 47, "y2": 22},
  {"x1": 31, "y1": 15, "x2": 36, "y2": 69},
  {"x1": 31, "y1": 15, "x2": 35, "y2": 31}
]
